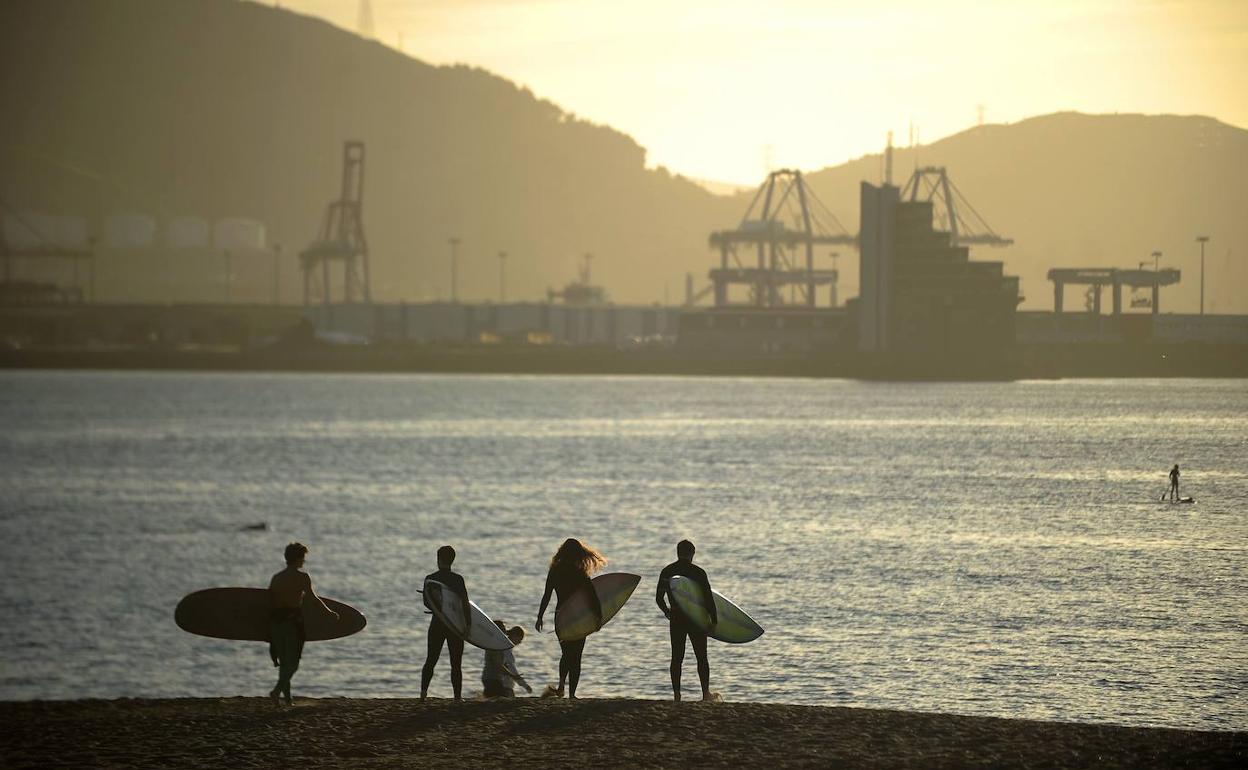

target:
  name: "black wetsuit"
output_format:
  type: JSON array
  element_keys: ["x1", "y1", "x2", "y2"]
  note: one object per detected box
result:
[
  {"x1": 656, "y1": 560, "x2": 716, "y2": 697},
  {"x1": 421, "y1": 568, "x2": 469, "y2": 699},
  {"x1": 542, "y1": 567, "x2": 601, "y2": 697},
  {"x1": 1169, "y1": 467, "x2": 1180, "y2": 501}
]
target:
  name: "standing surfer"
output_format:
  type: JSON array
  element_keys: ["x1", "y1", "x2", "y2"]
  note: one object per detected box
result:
[
  {"x1": 268, "y1": 542, "x2": 339, "y2": 707},
  {"x1": 656, "y1": 540, "x2": 718, "y2": 702},
  {"x1": 420, "y1": 545, "x2": 473, "y2": 701},
  {"x1": 536, "y1": 538, "x2": 606, "y2": 699},
  {"x1": 1168, "y1": 464, "x2": 1181, "y2": 501}
]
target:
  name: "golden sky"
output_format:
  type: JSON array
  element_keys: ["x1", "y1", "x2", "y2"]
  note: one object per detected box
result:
[{"x1": 275, "y1": 0, "x2": 1248, "y2": 185}]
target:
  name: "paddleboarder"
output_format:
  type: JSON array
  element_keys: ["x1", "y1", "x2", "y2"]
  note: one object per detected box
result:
[
  {"x1": 1168, "y1": 464, "x2": 1181, "y2": 501},
  {"x1": 421, "y1": 545, "x2": 473, "y2": 701},
  {"x1": 536, "y1": 538, "x2": 606, "y2": 699},
  {"x1": 268, "y1": 542, "x2": 339, "y2": 707},
  {"x1": 656, "y1": 539, "x2": 717, "y2": 702}
]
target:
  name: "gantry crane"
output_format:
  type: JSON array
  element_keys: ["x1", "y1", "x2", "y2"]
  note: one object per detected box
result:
[{"x1": 707, "y1": 169, "x2": 855, "y2": 308}]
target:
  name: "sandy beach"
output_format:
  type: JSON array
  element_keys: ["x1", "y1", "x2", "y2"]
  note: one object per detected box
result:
[{"x1": 1, "y1": 698, "x2": 1242, "y2": 769}]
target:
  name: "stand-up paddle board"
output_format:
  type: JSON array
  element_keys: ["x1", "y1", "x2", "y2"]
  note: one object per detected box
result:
[
  {"x1": 1160, "y1": 496, "x2": 1196, "y2": 505},
  {"x1": 668, "y1": 576, "x2": 764, "y2": 644},
  {"x1": 554, "y1": 572, "x2": 640, "y2": 641},
  {"x1": 175, "y1": 587, "x2": 366, "y2": 642},
  {"x1": 421, "y1": 579, "x2": 512, "y2": 651}
]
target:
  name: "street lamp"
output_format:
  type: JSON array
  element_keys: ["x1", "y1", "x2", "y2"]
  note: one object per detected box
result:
[
  {"x1": 448, "y1": 237, "x2": 460, "y2": 303},
  {"x1": 1196, "y1": 236, "x2": 1209, "y2": 315},
  {"x1": 1150, "y1": 250, "x2": 1162, "y2": 272},
  {"x1": 498, "y1": 250, "x2": 507, "y2": 303}
]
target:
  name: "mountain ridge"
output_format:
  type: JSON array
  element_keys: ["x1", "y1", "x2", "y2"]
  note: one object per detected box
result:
[{"x1": 2, "y1": 0, "x2": 1243, "y2": 312}]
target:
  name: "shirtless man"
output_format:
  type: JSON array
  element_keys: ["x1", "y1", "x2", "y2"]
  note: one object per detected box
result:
[{"x1": 269, "y1": 542, "x2": 338, "y2": 706}]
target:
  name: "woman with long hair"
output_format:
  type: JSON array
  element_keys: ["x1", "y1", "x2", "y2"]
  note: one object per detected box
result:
[{"x1": 535, "y1": 538, "x2": 606, "y2": 699}]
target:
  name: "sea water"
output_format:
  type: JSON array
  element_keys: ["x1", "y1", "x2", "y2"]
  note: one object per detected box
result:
[{"x1": 0, "y1": 371, "x2": 1244, "y2": 731}]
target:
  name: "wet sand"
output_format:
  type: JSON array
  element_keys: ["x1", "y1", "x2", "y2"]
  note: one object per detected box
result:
[{"x1": 1, "y1": 698, "x2": 1242, "y2": 769}]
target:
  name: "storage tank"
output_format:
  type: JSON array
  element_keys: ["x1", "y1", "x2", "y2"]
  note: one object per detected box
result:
[
  {"x1": 105, "y1": 213, "x2": 157, "y2": 248},
  {"x1": 213, "y1": 218, "x2": 267, "y2": 251},
  {"x1": 53, "y1": 216, "x2": 88, "y2": 247},
  {"x1": 1, "y1": 212, "x2": 55, "y2": 249},
  {"x1": 165, "y1": 216, "x2": 210, "y2": 248}
]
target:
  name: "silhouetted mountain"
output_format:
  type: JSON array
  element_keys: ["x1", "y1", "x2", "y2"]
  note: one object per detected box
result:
[
  {"x1": 3, "y1": 1, "x2": 1243, "y2": 312},
  {"x1": 1, "y1": 0, "x2": 736, "y2": 304},
  {"x1": 790, "y1": 113, "x2": 1247, "y2": 313}
]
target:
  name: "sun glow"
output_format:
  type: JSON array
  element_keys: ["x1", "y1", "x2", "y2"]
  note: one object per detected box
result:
[{"x1": 282, "y1": 0, "x2": 1246, "y2": 184}]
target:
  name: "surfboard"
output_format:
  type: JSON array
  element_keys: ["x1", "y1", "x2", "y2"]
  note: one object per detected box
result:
[
  {"x1": 175, "y1": 587, "x2": 366, "y2": 642},
  {"x1": 668, "y1": 576, "x2": 764, "y2": 644},
  {"x1": 554, "y1": 572, "x2": 640, "y2": 642},
  {"x1": 422, "y1": 579, "x2": 513, "y2": 651}
]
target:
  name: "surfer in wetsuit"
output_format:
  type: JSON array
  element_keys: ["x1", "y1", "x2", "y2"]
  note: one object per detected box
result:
[
  {"x1": 535, "y1": 538, "x2": 606, "y2": 699},
  {"x1": 656, "y1": 539, "x2": 717, "y2": 702},
  {"x1": 268, "y1": 542, "x2": 339, "y2": 707},
  {"x1": 421, "y1": 545, "x2": 473, "y2": 701},
  {"x1": 1169, "y1": 464, "x2": 1181, "y2": 501}
]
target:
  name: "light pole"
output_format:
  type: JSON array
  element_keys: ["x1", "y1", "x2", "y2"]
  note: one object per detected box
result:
[
  {"x1": 223, "y1": 249, "x2": 232, "y2": 303},
  {"x1": 448, "y1": 237, "x2": 460, "y2": 303},
  {"x1": 272, "y1": 243, "x2": 282, "y2": 305},
  {"x1": 1196, "y1": 236, "x2": 1209, "y2": 315},
  {"x1": 498, "y1": 250, "x2": 507, "y2": 303},
  {"x1": 1151, "y1": 250, "x2": 1162, "y2": 272}
]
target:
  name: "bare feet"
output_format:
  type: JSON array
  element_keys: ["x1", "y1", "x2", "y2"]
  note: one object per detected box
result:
[
  {"x1": 673, "y1": 692, "x2": 682, "y2": 702},
  {"x1": 269, "y1": 688, "x2": 281, "y2": 708}
]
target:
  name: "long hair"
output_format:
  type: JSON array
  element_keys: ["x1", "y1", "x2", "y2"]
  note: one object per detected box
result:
[{"x1": 549, "y1": 538, "x2": 607, "y2": 577}]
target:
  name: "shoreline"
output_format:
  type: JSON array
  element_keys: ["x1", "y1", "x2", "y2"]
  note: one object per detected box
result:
[
  {"x1": 2, "y1": 698, "x2": 1243, "y2": 769},
  {"x1": 3, "y1": 342, "x2": 1247, "y2": 380}
]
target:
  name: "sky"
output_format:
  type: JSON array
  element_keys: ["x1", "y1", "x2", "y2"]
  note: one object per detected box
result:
[{"x1": 275, "y1": 0, "x2": 1245, "y2": 185}]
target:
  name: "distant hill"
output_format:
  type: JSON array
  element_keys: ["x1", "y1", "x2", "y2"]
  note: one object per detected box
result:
[
  {"x1": 2, "y1": 1, "x2": 1243, "y2": 312},
  {"x1": 0, "y1": 0, "x2": 737, "y2": 304},
  {"x1": 789, "y1": 112, "x2": 1247, "y2": 313}
]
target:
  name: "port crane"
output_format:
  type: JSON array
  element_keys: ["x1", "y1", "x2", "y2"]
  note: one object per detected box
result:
[
  {"x1": 901, "y1": 167, "x2": 1013, "y2": 247},
  {"x1": 707, "y1": 169, "x2": 854, "y2": 308}
]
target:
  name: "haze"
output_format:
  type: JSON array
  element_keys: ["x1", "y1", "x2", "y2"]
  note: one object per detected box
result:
[{"x1": 282, "y1": 0, "x2": 1248, "y2": 185}]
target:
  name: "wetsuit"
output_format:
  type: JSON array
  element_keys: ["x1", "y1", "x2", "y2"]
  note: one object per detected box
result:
[
  {"x1": 542, "y1": 567, "x2": 601, "y2": 697},
  {"x1": 656, "y1": 560, "x2": 716, "y2": 697},
  {"x1": 421, "y1": 568, "x2": 469, "y2": 699},
  {"x1": 1169, "y1": 466, "x2": 1180, "y2": 501},
  {"x1": 269, "y1": 606, "x2": 305, "y2": 702}
]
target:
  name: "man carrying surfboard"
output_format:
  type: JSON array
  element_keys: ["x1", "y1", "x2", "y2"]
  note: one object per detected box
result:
[
  {"x1": 656, "y1": 540, "x2": 717, "y2": 702},
  {"x1": 268, "y1": 542, "x2": 339, "y2": 707},
  {"x1": 420, "y1": 545, "x2": 473, "y2": 702}
]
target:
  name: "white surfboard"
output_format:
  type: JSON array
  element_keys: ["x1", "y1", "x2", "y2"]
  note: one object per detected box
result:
[
  {"x1": 422, "y1": 579, "x2": 513, "y2": 651},
  {"x1": 668, "y1": 575, "x2": 764, "y2": 644},
  {"x1": 554, "y1": 573, "x2": 641, "y2": 642}
]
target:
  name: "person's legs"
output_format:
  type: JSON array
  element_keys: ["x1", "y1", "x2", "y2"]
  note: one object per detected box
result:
[
  {"x1": 270, "y1": 616, "x2": 303, "y2": 705},
  {"x1": 669, "y1": 621, "x2": 688, "y2": 701},
  {"x1": 690, "y1": 630, "x2": 711, "y2": 699},
  {"x1": 448, "y1": 635, "x2": 465, "y2": 700},
  {"x1": 421, "y1": 620, "x2": 447, "y2": 699},
  {"x1": 557, "y1": 640, "x2": 570, "y2": 693},
  {"x1": 566, "y1": 638, "x2": 586, "y2": 698}
]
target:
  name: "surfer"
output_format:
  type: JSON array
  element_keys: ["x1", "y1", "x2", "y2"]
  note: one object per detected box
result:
[
  {"x1": 268, "y1": 542, "x2": 339, "y2": 707},
  {"x1": 535, "y1": 538, "x2": 606, "y2": 699},
  {"x1": 656, "y1": 539, "x2": 717, "y2": 702},
  {"x1": 421, "y1": 545, "x2": 473, "y2": 702},
  {"x1": 1168, "y1": 464, "x2": 1181, "y2": 501},
  {"x1": 482, "y1": 621, "x2": 532, "y2": 698}
]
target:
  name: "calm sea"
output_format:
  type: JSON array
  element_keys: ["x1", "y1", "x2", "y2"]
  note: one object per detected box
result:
[{"x1": 0, "y1": 371, "x2": 1244, "y2": 730}]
